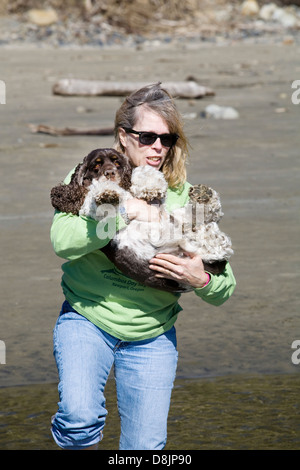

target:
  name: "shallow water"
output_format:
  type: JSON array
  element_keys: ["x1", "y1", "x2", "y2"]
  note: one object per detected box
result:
[{"x1": 1, "y1": 374, "x2": 299, "y2": 450}]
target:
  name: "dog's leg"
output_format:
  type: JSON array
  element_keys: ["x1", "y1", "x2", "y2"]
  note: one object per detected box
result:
[
  {"x1": 95, "y1": 191, "x2": 121, "y2": 206},
  {"x1": 188, "y1": 184, "x2": 213, "y2": 204}
]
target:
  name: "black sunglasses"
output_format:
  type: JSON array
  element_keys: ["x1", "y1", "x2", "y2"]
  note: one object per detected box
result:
[{"x1": 124, "y1": 128, "x2": 179, "y2": 148}]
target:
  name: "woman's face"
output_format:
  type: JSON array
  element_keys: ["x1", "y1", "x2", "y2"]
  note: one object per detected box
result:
[{"x1": 119, "y1": 106, "x2": 170, "y2": 170}]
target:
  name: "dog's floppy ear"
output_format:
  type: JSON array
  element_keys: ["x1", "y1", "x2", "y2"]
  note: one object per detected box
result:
[
  {"x1": 50, "y1": 163, "x2": 88, "y2": 215},
  {"x1": 119, "y1": 154, "x2": 133, "y2": 191},
  {"x1": 75, "y1": 153, "x2": 92, "y2": 186}
]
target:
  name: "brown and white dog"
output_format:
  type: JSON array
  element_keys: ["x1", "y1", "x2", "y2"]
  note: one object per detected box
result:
[{"x1": 50, "y1": 148, "x2": 132, "y2": 215}]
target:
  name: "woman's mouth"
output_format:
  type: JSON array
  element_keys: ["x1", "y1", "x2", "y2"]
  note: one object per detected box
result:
[{"x1": 146, "y1": 157, "x2": 161, "y2": 167}]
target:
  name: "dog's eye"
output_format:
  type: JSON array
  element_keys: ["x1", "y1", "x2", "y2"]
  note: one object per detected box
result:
[
  {"x1": 94, "y1": 164, "x2": 101, "y2": 171},
  {"x1": 111, "y1": 155, "x2": 121, "y2": 166}
]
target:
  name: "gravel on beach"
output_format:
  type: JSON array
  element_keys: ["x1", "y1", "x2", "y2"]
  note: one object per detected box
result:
[{"x1": 0, "y1": 0, "x2": 300, "y2": 48}]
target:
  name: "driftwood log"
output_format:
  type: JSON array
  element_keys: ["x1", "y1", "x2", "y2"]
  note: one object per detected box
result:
[
  {"x1": 28, "y1": 123, "x2": 114, "y2": 136},
  {"x1": 52, "y1": 80, "x2": 215, "y2": 99}
]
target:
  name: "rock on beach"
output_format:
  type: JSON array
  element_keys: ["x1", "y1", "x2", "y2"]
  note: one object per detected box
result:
[
  {"x1": 241, "y1": 0, "x2": 260, "y2": 17},
  {"x1": 203, "y1": 104, "x2": 240, "y2": 120},
  {"x1": 27, "y1": 8, "x2": 59, "y2": 27}
]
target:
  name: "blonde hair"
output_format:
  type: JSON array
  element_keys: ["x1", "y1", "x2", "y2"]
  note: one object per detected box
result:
[{"x1": 114, "y1": 83, "x2": 189, "y2": 189}]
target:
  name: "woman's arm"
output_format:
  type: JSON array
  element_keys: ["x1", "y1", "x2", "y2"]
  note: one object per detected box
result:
[
  {"x1": 50, "y1": 197, "x2": 161, "y2": 261},
  {"x1": 50, "y1": 210, "x2": 127, "y2": 260},
  {"x1": 193, "y1": 262, "x2": 236, "y2": 306}
]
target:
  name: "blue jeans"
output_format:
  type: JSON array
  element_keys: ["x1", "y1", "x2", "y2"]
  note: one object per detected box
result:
[{"x1": 51, "y1": 301, "x2": 178, "y2": 450}]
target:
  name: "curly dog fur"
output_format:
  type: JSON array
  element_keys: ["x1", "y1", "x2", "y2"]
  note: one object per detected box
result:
[{"x1": 51, "y1": 148, "x2": 233, "y2": 293}]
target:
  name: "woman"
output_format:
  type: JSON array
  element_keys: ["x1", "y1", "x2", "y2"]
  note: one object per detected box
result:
[{"x1": 50, "y1": 83, "x2": 236, "y2": 450}]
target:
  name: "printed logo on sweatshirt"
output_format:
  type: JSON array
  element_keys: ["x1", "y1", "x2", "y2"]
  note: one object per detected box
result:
[{"x1": 101, "y1": 268, "x2": 145, "y2": 292}]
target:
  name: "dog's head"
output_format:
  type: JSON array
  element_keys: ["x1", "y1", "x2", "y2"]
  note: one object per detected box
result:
[
  {"x1": 78, "y1": 148, "x2": 132, "y2": 190},
  {"x1": 51, "y1": 148, "x2": 132, "y2": 215}
]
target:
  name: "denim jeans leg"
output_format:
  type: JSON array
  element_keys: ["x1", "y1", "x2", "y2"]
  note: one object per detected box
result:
[
  {"x1": 115, "y1": 327, "x2": 178, "y2": 450},
  {"x1": 51, "y1": 307, "x2": 115, "y2": 449}
]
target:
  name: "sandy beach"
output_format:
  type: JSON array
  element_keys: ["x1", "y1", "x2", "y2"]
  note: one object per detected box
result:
[
  {"x1": 0, "y1": 28, "x2": 299, "y2": 448},
  {"x1": 1, "y1": 40, "x2": 299, "y2": 383}
]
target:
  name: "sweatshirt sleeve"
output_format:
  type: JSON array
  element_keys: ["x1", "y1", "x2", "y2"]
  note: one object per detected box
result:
[
  {"x1": 193, "y1": 262, "x2": 236, "y2": 306},
  {"x1": 50, "y1": 210, "x2": 127, "y2": 261}
]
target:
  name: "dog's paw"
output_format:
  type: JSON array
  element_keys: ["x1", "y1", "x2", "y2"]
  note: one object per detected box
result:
[
  {"x1": 91, "y1": 179, "x2": 127, "y2": 206},
  {"x1": 189, "y1": 184, "x2": 223, "y2": 224},
  {"x1": 95, "y1": 190, "x2": 120, "y2": 205},
  {"x1": 189, "y1": 184, "x2": 213, "y2": 204}
]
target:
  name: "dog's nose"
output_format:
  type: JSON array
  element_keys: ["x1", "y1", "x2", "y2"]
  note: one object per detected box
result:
[{"x1": 104, "y1": 168, "x2": 116, "y2": 178}]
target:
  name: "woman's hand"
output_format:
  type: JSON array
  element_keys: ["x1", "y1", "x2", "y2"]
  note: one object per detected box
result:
[
  {"x1": 149, "y1": 252, "x2": 209, "y2": 289},
  {"x1": 124, "y1": 198, "x2": 161, "y2": 223}
]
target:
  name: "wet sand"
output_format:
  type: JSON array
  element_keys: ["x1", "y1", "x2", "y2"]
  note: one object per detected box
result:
[{"x1": 0, "y1": 41, "x2": 299, "y2": 449}]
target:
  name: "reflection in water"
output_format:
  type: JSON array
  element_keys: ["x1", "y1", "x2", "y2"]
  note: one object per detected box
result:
[{"x1": 0, "y1": 374, "x2": 299, "y2": 450}]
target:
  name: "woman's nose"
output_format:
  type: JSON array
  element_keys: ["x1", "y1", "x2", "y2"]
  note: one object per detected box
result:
[{"x1": 152, "y1": 137, "x2": 162, "y2": 150}]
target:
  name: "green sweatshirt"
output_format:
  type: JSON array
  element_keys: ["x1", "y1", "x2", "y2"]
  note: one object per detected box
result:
[{"x1": 50, "y1": 175, "x2": 236, "y2": 341}]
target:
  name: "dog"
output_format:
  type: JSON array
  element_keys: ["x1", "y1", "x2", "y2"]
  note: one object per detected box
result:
[
  {"x1": 50, "y1": 148, "x2": 132, "y2": 215},
  {"x1": 51, "y1": 148, "x2": 233, "y2": 293}
]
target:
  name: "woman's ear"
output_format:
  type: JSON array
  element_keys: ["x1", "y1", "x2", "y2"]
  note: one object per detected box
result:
[{"x1": 119, "y1": 127, "x2": 127, "y2": 150}]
